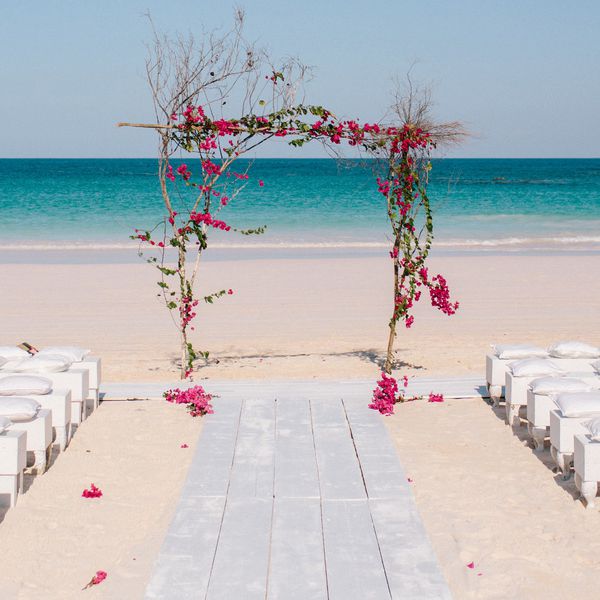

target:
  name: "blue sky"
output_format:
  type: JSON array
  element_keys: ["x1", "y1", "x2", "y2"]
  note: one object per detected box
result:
[{"x1": 2, "y1": 0, "x2": 599, "y2": 158}]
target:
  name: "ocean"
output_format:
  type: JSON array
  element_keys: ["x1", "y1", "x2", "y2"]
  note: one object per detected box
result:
[{"x1": 1, "y1": 158, "x2": 599, "y2": 255}]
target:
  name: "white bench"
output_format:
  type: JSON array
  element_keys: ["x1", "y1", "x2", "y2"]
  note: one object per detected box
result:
[
  {"x1": 6, "y1": 409, "x2": 52, "y2": 474},
  {"x1": 0, "y1": 430, "x2": 27, "y2": 508},
  {"x1": 549, "y1": 409, "x2": 599, "y2": 479},
  {"x1": 527, "y1": 376, "x2": 600, "y2": 451},
  {"x1": 505, "y1": 359, "x2": 598, "y2": 428},
  {"x1": 574, "y1": 434, "x2": 600, "y2": 509},
  {"x1": 0, "y1": 369, "x2": 89, "y2": 422},
  {"x1": 20, "y1": 390, "x2": 72, "y2": 451}
]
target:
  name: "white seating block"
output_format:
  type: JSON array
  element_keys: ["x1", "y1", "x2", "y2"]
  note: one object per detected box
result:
[
  {"x1": 549, "y1": 409, "x2": 600, "y2": 478},
  {"x1": 0, "y1": 430, "x2": 27, "y2": 507},
  {"x1": 574, "y1": 434, "x2": 600, "y2": 509},
  {"x1": 20, "y1": 390, "x2": 72, "y2": 451},
  {"x1": 6, "y1": 409, "x2": 52, "y2": 474}
]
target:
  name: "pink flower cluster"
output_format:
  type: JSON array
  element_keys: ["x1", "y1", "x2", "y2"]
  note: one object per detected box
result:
[
  {"x1": 428, "y1": 393, "x2": 444, "y2": 403},
  {"x1": 369, "y1": 372, "x2": 399, "y2": 415},
  {"x1": 190, "y1": 211, "x2": 231, "y2": 231},
  {"x1": 179, "y1": 295, "x2": 199, "y2": 330},
  {"x1": 428, "y1": 274, "x2": 459, "y2": 316},
  {"x1": 164, "y1": 385, "x2": 214, "y2": 417},
  {"x1": 82, "y1": 483, "x2": 102, "y2": 499},
  {"x1": 83, "y1": 570, "x2": 108, "y2": 589}
]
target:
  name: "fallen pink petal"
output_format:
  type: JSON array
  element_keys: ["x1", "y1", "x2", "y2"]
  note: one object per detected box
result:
[
  {"x1": 83, "y1": 570, "x2": 107, "y2": 589},
  {"x1": 466, "y1": 562, "x2": 475, "y2": 569},
  {"x1": 81, "y1": 483, "x2": 103, "y2": 499}
]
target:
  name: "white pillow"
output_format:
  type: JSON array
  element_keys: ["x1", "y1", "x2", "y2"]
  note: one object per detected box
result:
[
  {"x1": 38, "y1": 346, "x2": 90, "y2": 362},
  {"x1": 548, "y1": 341, "x2": 600, "y2": 359},
  {"x1": 2, "y1": 355, "x2": 71, "y2": 373},
  {"x1": 493, "y1": 344, "x2": 548, "y2": 360},
  {"x1": 529, "y1": 377, "x2": 592, "y2": 395},
  {"x1": 0, "y1": 375, "x2": 52, "y2": 396},
  {"x1": 0, "y1": 397, "x2": 40, "y2": 422},
  {"x1": 0, "y1": 346, "x2": 30, "y2": 359},
  {"x1": 553, "y1": 392, "x2": 600, "y2": 418},
  {"x1": 584, "y1": 417, "x2": 600, "y2": 442},
  {"x1": 509, "y1": 358, "x2": 564, "y2": 378},
  {"x1": 0, "y1": 415, "x2": 12, "y2": 432}
]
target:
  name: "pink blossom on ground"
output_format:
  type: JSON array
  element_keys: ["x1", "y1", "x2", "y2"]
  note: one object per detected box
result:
[
  {"x1": 164, "y1": 385, "x2": 214, "y2": 417},
  {"x1": 369, "y1": 372, "x2": 398, "y2": 415},
  {"x1": 180, "y1": 443, "x2": 189, "y2": 448},
  {"x1": 82, "y1": 483, "x2": 102, "y2": 499},
  {"x1": 83, "y1": 570, "x2": 107, "y2": 589},
  {"x1": 428, "y1": 393, "x2": 444, "y2": 403}
]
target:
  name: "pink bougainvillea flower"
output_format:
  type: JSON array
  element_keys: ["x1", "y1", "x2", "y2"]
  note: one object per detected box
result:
[
  {"x1": 180, "y1": 443, "x2": 189, "y2": 448},
  {"x1": 82, "y1": 483, "x2": 102, "y2": 498},
  {"x1": 164, "y1": 385, "x2": 214, "y2": 417},
  {"x1": 428, "y1": 393, "x2": 444, "y2": 403},
  {"x1": 258, "y1": 180, "x2": 264, "y2": 187},
  {"x1": 466, "y1": 562, "x2": 475, "y2": 569},
  {"x1": 83, "y1": 570, "x2": 107, "y2": 589}
]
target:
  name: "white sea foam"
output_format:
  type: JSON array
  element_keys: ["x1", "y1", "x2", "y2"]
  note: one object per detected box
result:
[{"x1": 1, "y1": 235, "x2": 600, "y2": 251}]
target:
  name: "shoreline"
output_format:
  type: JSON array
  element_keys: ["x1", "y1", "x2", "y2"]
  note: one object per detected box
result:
[{"x1": 1, "y1": 245, "x2": 600, "y2": 265}]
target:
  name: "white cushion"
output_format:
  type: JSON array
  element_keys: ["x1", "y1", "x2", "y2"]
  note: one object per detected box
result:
[
  {"x1": 548, "y1": 340, "x2": 600, "y2": 359},
  {"x1": 0, "y1": 375, "x2": 52, "y2": 396},
  {"x1": 493, "y1": 344, "x2": 548, "y2": 360},
  {"x1": 1, "y1": 355, "x2": 72, "y2": 373},
  {"x1": 584, "y1": 417, "x2": 600, "y2": 442},
  {"x1": 529, "y1": 377, "x2": 592, "y2": 395},
  {"x1": 0, "y1": 397, "x2": 40, "y2": 422},
  {"x1": 509, "y1": 358, "x2": 564, "y2": 377},
  {"x1": 554, "y1": 392, "x2": 600, "y2": 418},
  {"x1": 38, "y1": 346, "x2": 90, "y2": 362},
  {"x1": 0, "y1": 346, "x2": 30, "y2": 359},
  {"x1": 0, "y1": 416, "x2": 12, "y2": 432}
]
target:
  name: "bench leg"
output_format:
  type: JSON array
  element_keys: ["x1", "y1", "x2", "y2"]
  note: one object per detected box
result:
[
  {"x1": 56, "y1": 426, "x2": 68, "y2": 451},
  {"x1": 531, "y1": 426, "x2": 547, "y2": 452},
  {"x1": 551, "y1": 446, "x2": 572, "y2": 479},
  {"x1": 488, "y1": 384, "x2": 502, "y2": 408},
  {"x1": 506, "y1": 403, "x2": 521, "y2": 428},
  {"x1": 33, "y1": 450, "x2": 47, "y2": 475},
  {"x1": 575, "y1": 473, "x2": 598, "y2": 509}
]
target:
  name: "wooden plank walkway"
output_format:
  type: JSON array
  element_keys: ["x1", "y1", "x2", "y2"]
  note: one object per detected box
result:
[{"x1": 145, "y1": 394, "x2": 451, "y2": 600}]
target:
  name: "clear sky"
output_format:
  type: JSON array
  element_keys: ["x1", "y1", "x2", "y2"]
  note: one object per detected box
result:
[{"x1": 2, "y1": 0, "x2": 599, "y2": 158}]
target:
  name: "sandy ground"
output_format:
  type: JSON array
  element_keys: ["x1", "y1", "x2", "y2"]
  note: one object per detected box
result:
[
  {"x1": 0, "y1": 253, "x2": 599, "y2": 381},
  {"x1": 0, "y1": 400, "x2": 203, "y2": 599},
  {"x1": 386, "y1": 398, "x2": 600, "y2": 599}
]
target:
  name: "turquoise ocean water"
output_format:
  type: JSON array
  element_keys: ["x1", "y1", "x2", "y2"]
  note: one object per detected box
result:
[{"x1": 0, "y1": 158, "x2": 599, "y2": 254}]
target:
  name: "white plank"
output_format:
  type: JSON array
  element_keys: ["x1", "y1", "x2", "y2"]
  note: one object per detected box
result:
[
  {"x1": 343, "y1": 399, "x2": 409, "y2": 499},
  {"x1": 274, "y1": 398, "x2": 320, "y2": 498},
  {"x1": 228, "y1": 398, "x2": 276, "y2": 499},
  {"x1": 206, "y1": 497, "x2": 273, "y2": 600},
  {"x1": 267, "y1": 498, "x2": 327, "y2": 600},
  {"x1": 370, "y1": 499, "x2": 452, "y2": 600},
  {"x1": 311, "y1": 398, "x2": 366, "y2": 499},
  {"x1": 145, "y1": 496, "x2": 226, "y2": 599},
  {"x1": 322, "y1": 499, "x2": 391, "y2": 600},
  {"x1": 181, "y1": 398, "x2": 243, "y2": 498}
]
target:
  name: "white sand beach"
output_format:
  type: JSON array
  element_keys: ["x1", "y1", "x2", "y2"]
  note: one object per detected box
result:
[
  {"x1": 1, "y1": 253, "x2": 598, "y2": 381},
  {"x1": 1, "y1": 252, "x2": 599, "y2": 596},
  {"x1": 0, "y1": 400, "x2": 203, "y2": 599},
  {"x1": 386, "y1": 397, "x2": 600, "y2": 599}
]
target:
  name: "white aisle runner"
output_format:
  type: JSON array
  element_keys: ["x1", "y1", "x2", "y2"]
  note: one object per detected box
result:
[{"x1": 144, "y1": 392, "x2": 452, "y2": 600}]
